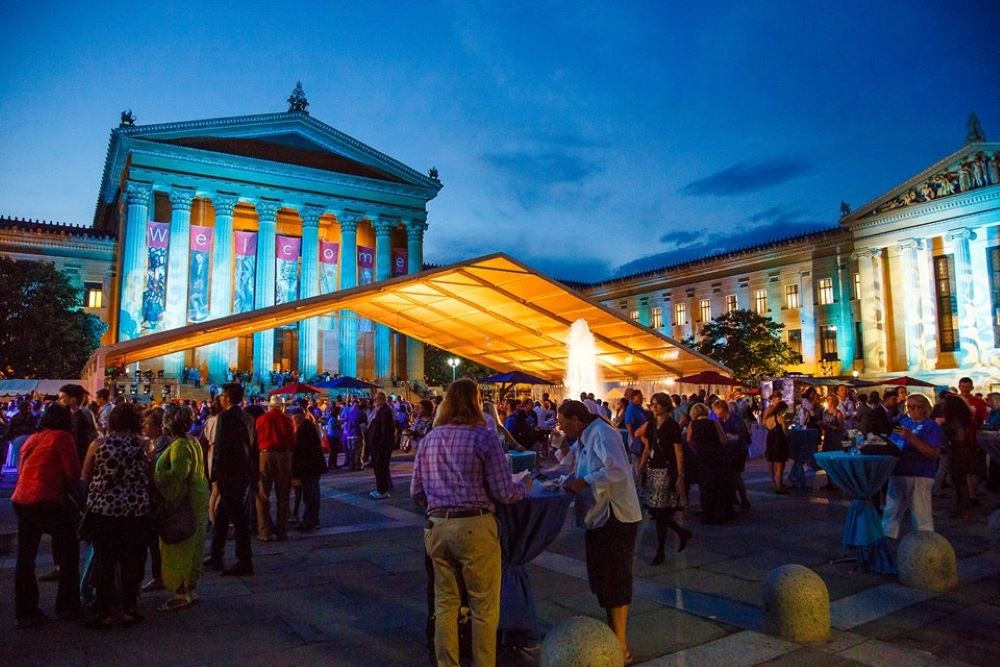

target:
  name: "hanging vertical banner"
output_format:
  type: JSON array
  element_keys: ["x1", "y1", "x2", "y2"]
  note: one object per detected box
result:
[
  {"x1": 275, "y1": 235, "x2": 301, "y2": 305},
  {"x1": 141, "y1": 221, "x2": 169, "y2": 332},
  {"x1": 187, "y1": 225, "x2": 213, "y2": 322},
  {"x1": 319, "y1": 241, "x2": 339, "y2": 293},
  {"x1": 233, "y1": 230, "x2": 257, "y2": 313},
  {"x1": 391, "y1": 248, "x2": 408, "y2": 277},
  {"x1": 357, "y1": 246, "x2": 375, "y2": 332}
]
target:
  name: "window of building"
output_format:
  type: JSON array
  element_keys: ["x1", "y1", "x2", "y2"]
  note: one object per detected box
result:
[
  {"x1": 85, "y1": 283, "x2": 103, "y2": 309},
  {"x1": 754, "y1": 289, "x2": 768, "y2": 315},
  {"x1": 784, "y1": 284, "x2": 800, "y2": 310},
  {"x1": 787, "y1": 328, "x2": 803, "y2": 363},
  {"x1": 726, "y1": 294, "x2": 738, "y2": 313},
  {"x1": 820, "y1": 324, "x2": 838, "y2": 361},
  {"x1": 853, "y1": 273, "x2": 861, "y2": 301},
  {"x1": 818, "y1": 277, "x2": 834, "y2": 305},
  {"x1": 854, "y1": 321, "x2": 864, "y2": 360},
  {"x1": 988, "y1": 246, "x2": 1000, "y2": 347},
  {"x1": 629, "y1": 309, "x2": 640, "y2": 322},
  {"x1": 651, "y1": 306, "x2": 663, "y2": 329},
  {"x1": 674, "y1": 303, "x2": 687, "y2": 326},
  {"x1": 699, "y1": 299, "x2": 711, "y2": 323},
  {"x1": 934, "y1": 255, "x2": 959, "y2": 352}
]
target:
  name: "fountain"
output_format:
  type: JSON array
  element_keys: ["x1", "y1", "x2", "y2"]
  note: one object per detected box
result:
[{"x1": 564, "y1": 319, "x2": 605, "y2": 400}]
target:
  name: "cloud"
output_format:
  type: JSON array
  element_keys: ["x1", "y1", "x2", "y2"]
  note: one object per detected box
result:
[
  {"x1": 614, "y1": 205, "x2": 833, "y2": 277},
  {"x1": 484, "y1": 151, "x2": 601, "y2": 185},
  {"x1": 680, "y1": 157, "x2": 811, "y2": 197}
]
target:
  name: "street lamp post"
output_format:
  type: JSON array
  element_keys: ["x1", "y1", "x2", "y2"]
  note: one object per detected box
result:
[{"x1": 447, "y1": 357, "x2": 460, "y2": 383}]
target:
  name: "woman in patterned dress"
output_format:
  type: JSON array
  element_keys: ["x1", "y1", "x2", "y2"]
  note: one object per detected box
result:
[{"x1": 81, "y1": 403, "x2": 154, "y2": 629}]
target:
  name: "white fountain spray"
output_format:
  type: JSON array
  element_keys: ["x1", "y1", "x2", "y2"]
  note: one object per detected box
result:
[{"x1": 564, "y1": 318, "x2": 605, "y2": 400}]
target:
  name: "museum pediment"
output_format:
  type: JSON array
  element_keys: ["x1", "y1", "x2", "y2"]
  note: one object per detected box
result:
[{"x1": 851, "y1": 143, "x2": 1000, "y2": 220}]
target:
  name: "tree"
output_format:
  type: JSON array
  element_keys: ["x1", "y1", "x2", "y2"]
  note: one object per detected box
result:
[
  {"x1": 683, "y1": 309, "x2": 799, "y2": 383},
  {"x1": 0, "y1": 257, "x2": 107, "y2": 379},
  {"x1": 423, "y1": 344, "x2": 496, "y2": 386}
]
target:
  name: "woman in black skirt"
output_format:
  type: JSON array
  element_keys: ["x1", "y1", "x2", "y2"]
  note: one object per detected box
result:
[
  {"x1": 764, "y1": 400, "x2": 790, "y2": 494},
  {"x1": 638, "y1": 393, "x2": 693, "y2": 564}
]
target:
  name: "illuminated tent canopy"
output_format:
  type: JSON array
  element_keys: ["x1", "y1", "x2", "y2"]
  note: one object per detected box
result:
[{"x1": 82, "y1": 254, "x2": 729, "y2": 389}]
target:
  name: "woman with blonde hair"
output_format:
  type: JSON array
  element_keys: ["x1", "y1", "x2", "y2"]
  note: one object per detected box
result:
[{"x1": 154, "y1": 405, "x2": 209, "y2": 611}]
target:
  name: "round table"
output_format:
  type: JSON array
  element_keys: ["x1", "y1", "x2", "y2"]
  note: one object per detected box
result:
[
  {"x1": 977, "y1": 430, "x2": 1000, "y2": 460},
  {"x1": 787, "y1": 428, "x2": 820, "y2": 488},
  {"x1": 814, "y1": 451, "x2": 898, "y2": 573},
  {"x1": 496, "y1": 487, "x2": 571, "y2": 642}
]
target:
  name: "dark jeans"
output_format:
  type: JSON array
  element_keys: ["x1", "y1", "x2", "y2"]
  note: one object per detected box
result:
[
  {"x1": 90, "y1": 514, "x2": 152, "y2": 616},
  {"x1": 148, "y1": 528, "x2": 162, "y2": 580},
  {"x1": 300, "y1": 475, "x2": 321, "y2": 527},
  {"x1": 13, "y1": 501, "x2": 80, "y2": 619},
  {"x1": 211, "y1": 482, "x2": 253, "y2": 565},
  {"x1": 372, "y1": 445, "x2": 392, "y2": 494}
]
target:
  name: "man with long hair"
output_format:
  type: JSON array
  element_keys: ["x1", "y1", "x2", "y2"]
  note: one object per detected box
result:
[{"x1": 411, "y1": 378, "x2": 527, "y2": 667}]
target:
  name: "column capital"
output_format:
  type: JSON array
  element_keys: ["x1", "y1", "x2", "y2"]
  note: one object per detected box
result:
[
  {"x1": 946, "y1": 228, "x2": 976, "y2": 243},
  {"x1": 338, "y1": 211, "x2": 363, "y2": 233},
  {"x1": 124, "y1": 180, "x2": 153, "y2": 205},
  {"x1": 373, "y1": 216, "x2": 397, "y2": 237},
  {"x1": 851, "y1": 247, "x2": 882, "y2": 260},
  {"x1": 254, "y1": 198, "x2": 282, "y2": 223},
  {"x1": 168, "y1": 188, "x2": 196, "y2": 212},
  {"x1": 212, "y1": 193, "x2": 239, "y2": 217},
  {"x1": 299, "y1": 205, "x2": 324, "y2": 228},
  {"x1": 404, "y1": 219, "x2": 430, "y2": 239},
  {"x1": 898, "y1": 238, "x2": 927, "y2": 252}
]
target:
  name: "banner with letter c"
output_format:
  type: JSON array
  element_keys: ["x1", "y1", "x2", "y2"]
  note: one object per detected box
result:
[{"x1": 275, "y1": 235, "x2": 301, "y2": 305}]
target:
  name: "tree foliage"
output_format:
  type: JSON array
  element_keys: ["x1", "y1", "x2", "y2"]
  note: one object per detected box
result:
[
  {"x1": 0, "y1": 257, "x2": 107, "y2": 379},
  {"x1": 684, "y1": 309, "x2": 799, "y2": 383},
  {"x1": 423, "y1": 344, "x2": 496, "y2": 386}
]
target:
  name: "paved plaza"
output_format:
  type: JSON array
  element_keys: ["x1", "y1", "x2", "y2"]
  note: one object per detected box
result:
[{"x1": 2, "y1": 454, "x2": 999, "y2": 667}]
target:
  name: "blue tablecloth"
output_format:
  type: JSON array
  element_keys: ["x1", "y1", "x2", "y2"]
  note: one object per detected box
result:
[
  {"x1": 814, "y1": 451, "x2": 897, "y2": 574},
  {"x1": 978, "y1": 430, "x2": 1000, "y2": 460},
  {"x1": 496, "y1": 487, "x2": 571, "y2": 640},
  {"x1": 508, "y1": 451, "x2": 537, "y2": 474},
  {"x1": 787, "y1": 428, "x2": 820, "y2": 487}
]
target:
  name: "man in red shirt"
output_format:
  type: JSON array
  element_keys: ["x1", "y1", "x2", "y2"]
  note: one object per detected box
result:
[
  {"x1": 254, "y1": 396, "x2": 296, "y2": 541},
  {"x1": 958, "y1": 377, "x2": 991, "y2": 499}
]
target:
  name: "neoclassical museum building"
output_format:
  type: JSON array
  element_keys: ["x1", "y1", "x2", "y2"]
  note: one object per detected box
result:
[{"x1": 2, "y1": 103, "x2": 999, "y2": 391}]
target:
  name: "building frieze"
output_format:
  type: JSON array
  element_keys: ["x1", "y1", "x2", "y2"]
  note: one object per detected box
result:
[{"x1": 848, "y1": 184, "x2": 1000, "y2": 234}]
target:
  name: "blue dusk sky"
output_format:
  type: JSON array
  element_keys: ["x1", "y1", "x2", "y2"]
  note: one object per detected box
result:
[{"x1": 1, "y1": 1, "x2": 998, "y2": 281}]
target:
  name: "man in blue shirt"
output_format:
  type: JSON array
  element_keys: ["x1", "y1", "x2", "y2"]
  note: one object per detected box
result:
[
  {"x1": 623, "y1": 390, "x2": 648, "y2": 459},
  {"x1": 882, "y1": 394, "x2": 943, "y2": 539}
]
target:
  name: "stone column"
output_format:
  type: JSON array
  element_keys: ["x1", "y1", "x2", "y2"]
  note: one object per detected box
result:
[
  {"x1": 297, "y1": 205, "x2": 323, "y2": 379},
  {"x1": 947, "y1": 228, "x2": 979, "y2": 366},
  {"x1": 898, "y1": 239, "x2": 928, "y2": 372},
  {"x1": 798, "y1": 271, "x2": 816, "y2": 367},
  {"x1": 914, "y1": 238, "x2": 938, "y2": 371},
  {"x1": 853, "y1": 247, "x2": 888, "y2": 373},
  {"x1": 252, "y1": 199, "x2": 281, "y2": 382},
  {"x1": 163, "y1": 188, "x2": 195, "y2": 377},
  {"x1": 835, "y1": 254, "x2": 855, "y2": 371},
  {"x1": 373, "y1": 215, "x2": 395, "y2": 381},
  {"x1": 405, "y1": 219, "x2": 428, "y2": 384},
  {"x1": 118, "y1": 180, "x2": 152, "y2": 342},
  {"x1": 337, "y1": 212, "x2": 361, "y2": 377},
  {"x1": 207, "y1": 193, "x2": 239, "y2": 381}
]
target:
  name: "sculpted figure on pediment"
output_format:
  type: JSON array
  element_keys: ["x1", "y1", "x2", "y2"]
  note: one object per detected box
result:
[
  {"x1": 935, "y1": 172, "x2": 956, "y2": 196},
  {"x1": 920, "y1": 181, "x2": 936, "y2": 201},
  {"x1": 988, "y1": 151, "x2": 1000, "y2": 185},
  {"x1": 958, "y1": 162, "x2": 972, "y2": 192},
  {"x1": 971, "y1": 154, "x2": 987, "y2": 188}
]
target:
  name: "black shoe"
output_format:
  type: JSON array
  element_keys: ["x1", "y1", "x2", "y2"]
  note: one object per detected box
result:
[
  {"x1": 221, "y1": 562, "x2": 254, "y2": 577},
  {"x1": 202, "y1": 556, "x2": 224, "y2": 571},
  {"x1": 15, "y1": 611, "x2": 49, "y2": 628},
  {"x1": 678, "y1": 528, "x2": 693, "y2": 553},
  {"x1": 121, "y1": 611, "x2": 145, "y2": 628},
  {"x1": 83, "y1": 615, "x2": 113, "y2": 631}
]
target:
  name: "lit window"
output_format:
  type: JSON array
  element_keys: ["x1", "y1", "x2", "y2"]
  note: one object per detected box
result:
[
  {"x1": 820, "y1": 325, "x2": 838, "y2": 360},
  {"x1": 754, "y1": 289, "x2": 768, "y2": 315},
  {"x1": 85, "y1": 285, "x2": 103, "y2": 309},
  {"x1": 818, "y1": 277, "x2": 835, "y2": 305},
  {"x1": 853, "y1": 273, "x2": 861, "y2": 301},
  {"x1": 787, "y1": 328, "x2": 803, "y2": 362},
  {"x1": 674, "y1": 303, "x2": 687, "y2": 326},
  {"x1": 935, "y1": 255, "x2": 959, "y2": 352},
  {"x1": 699, "y1": 299, "x2": 711, "y2": 323},
  {"x1": 726, "y1": 294, "x2": 738, "y2": 313},
  {"x1": 629, "y1": 309, "x2": 640, "y2": 322},
  {"x1": 784, "y1": 284, "x2": 800, "y2": 310},
  {"x1": 651, "y1": 306, "x2": 663, "y2": 329}
]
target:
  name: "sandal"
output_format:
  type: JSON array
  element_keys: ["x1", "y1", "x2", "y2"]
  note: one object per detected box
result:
[
  {"x1": 157, "y1": 595, "x2": 193, "y2": 612},
  {"x1": 121, "y1": 611, "x2": 145, "y2": 628}
]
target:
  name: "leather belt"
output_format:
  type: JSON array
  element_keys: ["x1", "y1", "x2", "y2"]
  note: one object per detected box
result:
[{"x1": 427, "y1": 508, "x2": 491, "y2": 519}]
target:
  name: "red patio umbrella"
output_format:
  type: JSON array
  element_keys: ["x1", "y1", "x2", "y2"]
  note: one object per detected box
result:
[
  {"x1": 676, "y1": 370, "x2": 742, "y2": 386},
  {"x1": 873, "y1": 376, "x2": 936, "y2": 388},
  {"x1": 268, "y1": 381, "x2": 325, "y2": 396}
]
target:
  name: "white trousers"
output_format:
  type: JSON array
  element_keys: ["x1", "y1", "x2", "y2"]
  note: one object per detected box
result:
[{"x1": 881, "y1": 476, "x2": 934, "y2": 539}]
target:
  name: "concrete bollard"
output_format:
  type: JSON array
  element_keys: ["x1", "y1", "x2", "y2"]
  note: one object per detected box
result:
[
  {"x1": 540, "y1": 615, "x2": 624, "y2": 667},
  {"x1": 762, "y1": 564, "x2": 830, "y2": 642},
  {"x1": 897, "y1": 530, "x2": 958, "y2": 592}
]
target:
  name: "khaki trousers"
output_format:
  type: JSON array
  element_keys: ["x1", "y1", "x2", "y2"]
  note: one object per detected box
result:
[
  {"x1": 256, "y1": 450, "x2": 292, "y2": 540},
  {"x1": 424, "y1": 513, "x2": 501, "y2": 667}
]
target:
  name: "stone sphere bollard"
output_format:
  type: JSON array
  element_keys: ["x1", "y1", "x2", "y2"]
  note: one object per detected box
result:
[
  {"x1": 988, "y1": 510, "x2": 1000, "y2": 551},
  {"x1": 897, "y1": 530, "x2": 958, "y2": 592},
  {"x1": 762, "y1": 564, "x2": 830, "y2": 642},
  {"x1": 540, "y1": 616, "x2": 624, "y2": 667}
]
